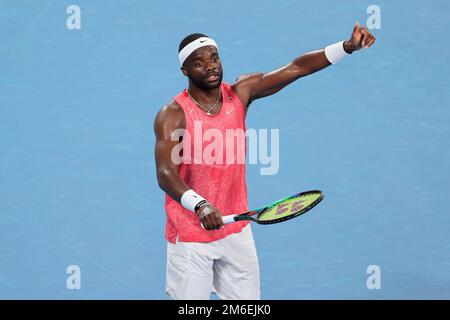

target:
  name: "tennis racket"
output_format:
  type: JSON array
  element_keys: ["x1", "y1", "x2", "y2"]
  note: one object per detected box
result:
[{"x1": 222, "y1": 190, "x2": 324, "y2": 225}]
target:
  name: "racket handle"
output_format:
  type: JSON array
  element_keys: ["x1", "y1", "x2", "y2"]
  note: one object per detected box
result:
[{"x1": 222, "y1": 214, "x2": 237, "y2": 225}]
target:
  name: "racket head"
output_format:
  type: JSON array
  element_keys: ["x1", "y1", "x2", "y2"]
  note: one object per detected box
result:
[{"x1": 253, "y1": 190, "x2": 324, "y2": 224}]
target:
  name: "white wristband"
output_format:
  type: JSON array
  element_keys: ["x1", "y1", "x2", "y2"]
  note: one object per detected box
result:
[
  {"x1": 181, "y1": 189, "x2": 206, "y2": 213},
  {"x1": 324, "y1": 41, "x2": 350, "y2": 65}
]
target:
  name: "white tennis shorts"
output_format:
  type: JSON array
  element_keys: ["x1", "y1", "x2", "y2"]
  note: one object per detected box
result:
[{"x1": 166, "y1": 224, "x2": 261, "y2": 300}]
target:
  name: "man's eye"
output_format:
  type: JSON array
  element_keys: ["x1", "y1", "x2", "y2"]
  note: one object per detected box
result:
[{"x1": 195, "y1": 63, "x2": 202, "y2": 67}]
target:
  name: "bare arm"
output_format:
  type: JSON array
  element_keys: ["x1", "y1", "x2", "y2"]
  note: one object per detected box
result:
[
  {"x1": 154, "y1": 101, "x2": 189, "y2": 202},
  {"x1": 233, "y1": 22, "x2": 376, "y2": 107},
  {"x1": 154, "y1": 101, "x2": 224, "y2": 230},
  {"x1": 234, "y1": 50, "x2": 331, "y2": 105}
]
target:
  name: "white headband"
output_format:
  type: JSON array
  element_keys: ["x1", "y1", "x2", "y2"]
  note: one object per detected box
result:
[{"x1": 178, "y1": 37, "x2": 219, "y2": 66}]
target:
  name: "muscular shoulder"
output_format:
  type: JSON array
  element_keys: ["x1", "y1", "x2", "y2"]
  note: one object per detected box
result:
[
  {"x1": 156, "y1": 100, "x2": 184, "y2": 119},
  {"x1": 154, "y1": 100, "x2": 186, "y2": 136},
  {"x1": 233, "y1": 73, "x2": 264, "y2": 87},
  {"x1": 231, "y1": 73, "x2": 264, "y2": 107}
]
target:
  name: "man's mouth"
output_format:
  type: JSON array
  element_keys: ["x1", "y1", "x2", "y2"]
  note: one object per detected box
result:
[{"x1": 206, "y1": 74, "x2": 219, "y2": 81}]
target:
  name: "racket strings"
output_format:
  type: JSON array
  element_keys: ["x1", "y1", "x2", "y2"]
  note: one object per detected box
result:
[{"x1": 257, "y1": 192, "x2": 322, "y2": 222}]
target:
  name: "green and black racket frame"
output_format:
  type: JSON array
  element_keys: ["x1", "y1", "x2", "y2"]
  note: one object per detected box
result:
[{"x1": 222, "y1": 190, "x2": 324, "y2": 225}]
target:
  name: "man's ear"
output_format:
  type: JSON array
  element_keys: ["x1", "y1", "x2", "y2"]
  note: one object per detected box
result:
[{"x1": 181, "y1": 66, "x2": 188, "y2": 77}]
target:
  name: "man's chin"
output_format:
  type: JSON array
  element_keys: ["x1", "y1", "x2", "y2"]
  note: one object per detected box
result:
[
  {"x1": 204, "y1": 79, "x2": 222, "y2": 90},
  {"x1": 191, "y1": 77, "x2": 222, "y2": 91}
]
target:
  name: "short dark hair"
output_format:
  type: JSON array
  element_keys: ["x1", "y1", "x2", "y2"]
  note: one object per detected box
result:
[{"x1": 178, "y1": 33, "x2": 209, "y2": 53}]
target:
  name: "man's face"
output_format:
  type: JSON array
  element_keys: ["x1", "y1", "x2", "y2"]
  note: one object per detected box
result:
[{"x1": 181, "y1": 46, "x2": 223, "y2": 91}]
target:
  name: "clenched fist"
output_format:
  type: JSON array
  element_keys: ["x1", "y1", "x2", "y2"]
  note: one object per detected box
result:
[
  {"x1": 196, "y1": 202, "x2": 224, "y2": 231},
  {"x1": 344, "y1": 22, "x2": 376, "y2": 53}
]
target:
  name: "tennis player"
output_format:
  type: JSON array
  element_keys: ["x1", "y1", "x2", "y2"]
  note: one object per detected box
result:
[{"x1": 154, "y1": 23, "x2": 375, "y2": 300}]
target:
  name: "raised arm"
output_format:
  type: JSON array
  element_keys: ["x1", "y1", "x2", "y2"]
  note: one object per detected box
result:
[{"x1": 233, "y1": 22, "x2": 376, "y2": 107}]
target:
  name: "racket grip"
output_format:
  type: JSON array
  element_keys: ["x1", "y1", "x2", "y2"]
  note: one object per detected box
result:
[{"x1": 222, "y1": 214, "x2": 237, "y2": 225}]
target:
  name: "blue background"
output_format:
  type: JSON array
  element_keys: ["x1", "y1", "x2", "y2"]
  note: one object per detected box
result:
[{"x1": 1, "y1": 0, "x2": 449, "y2": 299}]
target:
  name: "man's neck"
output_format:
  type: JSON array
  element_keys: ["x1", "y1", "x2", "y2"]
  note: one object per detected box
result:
[{"x1": 187, "y1": 84, "x2": 221, "y2": 103}]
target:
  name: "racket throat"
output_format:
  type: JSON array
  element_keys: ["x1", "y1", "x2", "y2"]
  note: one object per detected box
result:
[{"x1": 222, "y1": 214, "x2": 238, "y2": 225}]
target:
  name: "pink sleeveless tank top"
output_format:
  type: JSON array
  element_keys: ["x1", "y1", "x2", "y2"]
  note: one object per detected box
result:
[{"x1": 165, "y1": 82, "x2": 249, "y2": 243}]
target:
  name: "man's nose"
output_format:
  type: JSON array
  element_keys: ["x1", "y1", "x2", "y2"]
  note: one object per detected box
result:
[{"x1": 205, "y1": 61, "x2": 216, "y2": 72}]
